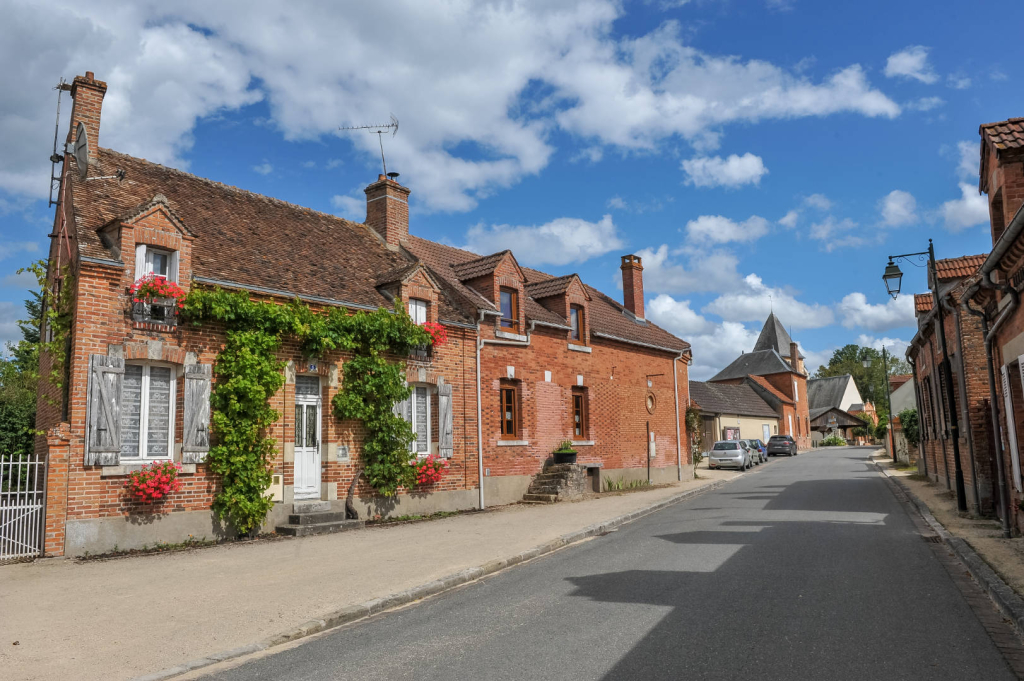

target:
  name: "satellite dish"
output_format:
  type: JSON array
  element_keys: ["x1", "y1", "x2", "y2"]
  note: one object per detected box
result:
[{"x1": 74, "y1": 122, "x2": 89, "y2": 179}]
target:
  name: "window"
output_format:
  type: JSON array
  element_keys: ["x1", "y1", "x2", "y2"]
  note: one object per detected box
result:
[
  {"x1": 571, "y1": 389, "x2": 588, "y2": 438},
  {"x1": 500, "y1": 288, "x2": 518, "y2": 329},
  {"x1": 570, "y1": 305, "x2": 583, "y2": 341},
  {"x1": 135, "y1": 244, "x2": 177, "y2": 283},
  {"x1": 397, "y1": 385, "x2": 432, "y2": 454},
  {"x1": 793, "y1": 380, "x2": 798, "y2": 402},
  {"x1": 408, "y1": 298, "x2": 428, "y2": 325},
  {"x1": 500, "y1": 384, "x2": 519, "y2": 438},
  {"x1": 121, "y1": 363, "x2": 175, "y2": 460}
]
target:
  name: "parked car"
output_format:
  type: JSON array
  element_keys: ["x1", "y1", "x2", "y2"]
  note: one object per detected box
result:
[
  {"x1": 767, "y1": 434, "x2": 797, "y2": 457},
  {"x1": 748, "y1": 439, "x2": 768, "y2": 464},
  {"x1": 739, "y1": 440, "x2": 761, "y2": 465},
  {"x1": 709, "y1": 440, "x2": 752, "y2": 471}
]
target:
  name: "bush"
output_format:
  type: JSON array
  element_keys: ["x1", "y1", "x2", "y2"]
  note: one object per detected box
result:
[
  {"x1": 819, "y1": 435, "x2": 847, "y2": 447},
  {"x1": 898, "y1": 408, "x2": 919, "y2": 448}
]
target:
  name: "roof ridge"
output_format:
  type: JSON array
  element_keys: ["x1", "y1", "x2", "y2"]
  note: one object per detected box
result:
[{"x1": 98, "y1": 147, "x2": 367, "y2": 231}]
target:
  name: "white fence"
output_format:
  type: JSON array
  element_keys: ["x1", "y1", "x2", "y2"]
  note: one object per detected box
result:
[{"x1": 1, "y1": 451, "x2": 45, "y2": 562}]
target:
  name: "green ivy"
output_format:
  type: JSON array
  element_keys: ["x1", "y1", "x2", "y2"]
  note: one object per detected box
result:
[{"x1": 182, "y1": 287, "x2": 432, "y2": 534}]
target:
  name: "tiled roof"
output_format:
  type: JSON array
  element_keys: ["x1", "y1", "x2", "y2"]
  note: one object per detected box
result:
[
  {"x1": 709, "y1": 349, "x2": 797, "y2": 382},
  {"x1": 406, "y1": 238, "x2": 689, "y2": 351},
  {"x1": 980, "y1": 118, "x2": 1024, "y2": 152},
  {"x1": 935, "y1": 254, "x2": 986, "y2": 280},
  {"x1": 915, "y1": 293, "x2": 933, "y2": 313},
  {"x1": 525, "y1": 274, "x2": 577, "y2": 300},
  {"x1": 889, "y1": 374, "x2": 912, "y2": 391},
  {"x1": 807, "y1": 375, "x2": 852, "y2": 410},
  {"x1": 688, "y1": 381, "x2": 778, "y2": 419},
  {"x1": 450, "y1": 251, "x2": 512, "y2": 280},
  {"x1": 747, "y1": 375, "x2": 794, "y2": 404},
  {"x1": 752, "y1": 312, "x2": 803, "y2": 358},
  {"x1": 70, "y1": 149, "x2": 459, "y2": 318}
]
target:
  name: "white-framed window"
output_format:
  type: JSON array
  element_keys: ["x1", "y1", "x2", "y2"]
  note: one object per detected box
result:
[
  {"x1": 121, "y1": 362, "x2": 176, "y2": 460},
  {"x1": 397, "y1": 384, "x2": 432, "y2": 455},
  {"x1": 134, "y1": 244, "x2": 178, "y2": 283},
  {"x1": 408, "y1": 298, "x2": 428, "y2": 325},
  {"x1": 793, "y1": 380, "x2": 798, "y2": 402}
]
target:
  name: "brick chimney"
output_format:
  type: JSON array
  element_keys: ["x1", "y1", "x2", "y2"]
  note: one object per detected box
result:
[
  {"x1": 365, "y1": 174, "x2": 411, "y2": 248},
  {"x1": 621, "y1": 254, "x2": 645, "y2": 320},
  {"x1": 68, "y1": 71, "x2": 107, "y2": 154},
  {"x1": 790, "y1": 341, "x2": 800, "y2": 372}
]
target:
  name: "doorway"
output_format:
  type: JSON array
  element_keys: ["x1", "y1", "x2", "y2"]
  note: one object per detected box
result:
[{"x1": 294, "y1": 375, "x2": 322, "y2": 500}]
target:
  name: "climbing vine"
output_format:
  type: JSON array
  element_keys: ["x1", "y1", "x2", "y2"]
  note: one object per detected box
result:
[
  {"x1": 685, "y1": 403, "x2": 704, "y2": 475},
  {"x1": 20, "y1": 261, "x2": 75, "y2": 406},
  {"x1": 182, "y1": 288, "x2": 432, "y2": 534}
]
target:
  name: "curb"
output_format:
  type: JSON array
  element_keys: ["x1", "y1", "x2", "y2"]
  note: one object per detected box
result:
[
  {"x1": 131, "y1": 474, "x2": 734, "y2": 681},
  {"x1": 873, "y1": 459, "x2": 1024, "y2": 639}
]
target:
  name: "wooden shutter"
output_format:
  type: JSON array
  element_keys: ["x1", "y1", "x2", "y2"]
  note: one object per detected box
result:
[
  {"x1": 85, "y1": 354, "x2": 124, "y2": 465},
  {"x1": 1001, "y1": 365, "x2": 1022, "y2": 492},
  {"x1": 439, "y1": 382, "x2": 453, "y2": 458},
  {"x1": 182, "y1": 364, "x2": 212, "y2": 463}
]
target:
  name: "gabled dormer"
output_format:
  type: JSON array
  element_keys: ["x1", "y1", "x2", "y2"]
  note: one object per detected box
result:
[
  {"x1": 525, "y1": 274, "x2": 592, "y2": 346},
  {"x1": 451, "y1": 250, "x2": 526, "y2": 335},
  {"x1": 375, "y1": 262, "x2": 443, "y2": 325}
]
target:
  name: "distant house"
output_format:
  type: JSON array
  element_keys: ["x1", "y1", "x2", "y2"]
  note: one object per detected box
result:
[
  {"x1": 806, "y1": 374, "x2": 868, "y2": 443},
  {"x1": 708, "y1": 313, "x2": 811, "y2": 449},
  {"x1": 689, "y1": 381, "x2": 780, "y2": 450},
  {"x1": 888, "y1": 374, "x2": 918, "y2": 463}
]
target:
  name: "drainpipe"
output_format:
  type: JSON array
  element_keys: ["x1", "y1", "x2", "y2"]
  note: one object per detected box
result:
[
  {"x1": 474, "y1": 316, "x2": 548, "y2": 510},
  {"x1": 947, "y1": 298, "x2": 982, "y2": 513},
  {"x1": 908, "y1": 354, "x2": 928, "y2": 477},
  {"x1": 673, "y1": 350, "x2": 685, "y2": 481},
  {"x1": 963, "y1": 296, "x2": 1012, "y2": 537}
]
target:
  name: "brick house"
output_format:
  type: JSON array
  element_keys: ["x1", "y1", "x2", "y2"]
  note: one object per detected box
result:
[
  {"x1": 907, "y1": 254, "x2": 997, "y2": 515},
  {"x1": 707, "y1": 313, "x2": 812, "y2": 450},
  {"x1": 956, "y1": 116, "x2": 1024, "y2": 535},
  {"x1": 35, "y1": 72, "x2": 693, "y2": 556}
]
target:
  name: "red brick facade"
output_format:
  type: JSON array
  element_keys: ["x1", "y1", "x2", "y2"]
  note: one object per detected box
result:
[{"x1": 36, "y1": 72, "x2": 692, "y2": 556}]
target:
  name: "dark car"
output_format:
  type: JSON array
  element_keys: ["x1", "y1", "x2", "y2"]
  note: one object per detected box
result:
[{"x1": 767, "y1": 434, "x2": 797, "y2": 457}]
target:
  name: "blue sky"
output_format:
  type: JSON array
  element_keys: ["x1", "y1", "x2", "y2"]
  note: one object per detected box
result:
[{"x1": 1, "y1": 0, "x2": 1020, "y2": 378}]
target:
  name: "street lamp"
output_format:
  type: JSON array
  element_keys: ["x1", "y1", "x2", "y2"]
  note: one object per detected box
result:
[{"x1": 883, "y1": 239, "x2": 967, "y2": 512}]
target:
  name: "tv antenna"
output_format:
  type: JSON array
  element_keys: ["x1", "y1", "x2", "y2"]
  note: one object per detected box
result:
[
  {"x1": 339, "y1": 114, "x2": 399, "y2": 177},
  {"x1": 48, "y1": 78, "x2": 73, "y2": 206}
]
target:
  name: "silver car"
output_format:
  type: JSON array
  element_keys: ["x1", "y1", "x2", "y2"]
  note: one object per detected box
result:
[{"x1": 709, "y1": 440, "x2": 752, "y2": 471}]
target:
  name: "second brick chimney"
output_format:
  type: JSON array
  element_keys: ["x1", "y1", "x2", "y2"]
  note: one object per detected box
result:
[
  {"x1": 365, "y1": 175, "x2": 411, "y2": 248},
  {"x1": 790, "y1": 341, "x2": 800, "y2": 372},
  {"x1": 68, "y1": 71, "x2": 107, "y2": 154},
  {"x1": 621, "y1": 254, "x2": 645, "y2": 320}
]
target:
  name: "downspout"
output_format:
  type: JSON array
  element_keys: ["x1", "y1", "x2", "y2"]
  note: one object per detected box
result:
[
  {"x1": 475, "y1": 315, "x2": 541, "y2": 510},
  {"x1": 673, "y1": 350, "x2": 685, "y2": 481},
  {"x1": 908, "y1": 354, "x2": 928, "y2": 476},
  {"x1": 947, "y1": 298, "x2": 982, "y2": 513}
]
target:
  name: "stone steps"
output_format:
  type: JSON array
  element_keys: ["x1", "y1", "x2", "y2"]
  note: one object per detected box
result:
[
  {"x1": 523, "y1": 463, "x2": 588, "y2": 504},
  {"x1": 275, "y1": 500, "x2": 364, "y2": 537},
  {"x1": 522, "y1": 493, "x2": 559, "y2": 503},
  {"x1": 276, "y1": 519, "x2": 365, "y2": 537},
  {"x1": 287, "y1": 510, "x2": 351, "y2": 525}
]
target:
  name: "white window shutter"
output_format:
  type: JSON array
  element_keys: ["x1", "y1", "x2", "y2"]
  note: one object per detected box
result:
[
  {"x1": 169, "y1": 250, "x2": 179, "y2": 284},
  {"x1": 134, "y1": 243, "x2": 147, "y2": 281},
  {"x1": 439, "y1": 382, "x2": 453, "y2": 458},
  {"x1": 1002, "y1": 365, "x2": 1022, "y2": 492},
  {"x1": 182, "y1": 364, "x2": 212, "y2": 463},
  {"x1": 85, "y1": 354, "x2": 124, "y2": 465}
]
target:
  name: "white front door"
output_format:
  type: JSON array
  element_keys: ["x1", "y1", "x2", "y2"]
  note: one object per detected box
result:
[
  {"x1": 294, "y1": 376, "x2": 322, "y2": 500},
  {"x1": 762, "y1": 424, "x2": 771, "y2": 445}
]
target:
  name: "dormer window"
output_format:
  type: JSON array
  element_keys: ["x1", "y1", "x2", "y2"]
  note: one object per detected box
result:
[
  {"x1": 133, "y1": 244, "x2": 181, "y2": 326},
  {"x1": 500, "y1": 288, "x2": 518, "y2": 330},
  {"x1": 570, "y1": 304, "x2": 583, "y2": 341},
  {"x1": 135, "y1": 244, "x2": 178, "y2": 283}
]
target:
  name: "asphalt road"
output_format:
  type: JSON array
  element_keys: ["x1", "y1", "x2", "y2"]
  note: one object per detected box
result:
[{"x1": 201, "y1": 447, "x2": 1016, "y2": 680}]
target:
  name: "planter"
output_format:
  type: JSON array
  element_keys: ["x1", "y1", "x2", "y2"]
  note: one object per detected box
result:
[{"x1": 553, "y1": 450, "x2": 577, "y2": 464}]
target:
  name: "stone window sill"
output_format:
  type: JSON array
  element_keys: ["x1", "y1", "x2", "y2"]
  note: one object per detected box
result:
[
  {"x1": 101, "y1": 463, "x2": 197, "y2": 477},
  {"x1": 570, "y1": 440, "x2": 594, "y2": 446},
  {"x1": 496, "y1": 330, "x2": 527, "y2": 342},
  {"x1": 567, "y1": 343, "x2": 591, "y2": 353},
  {"x1": 496, "y1": 440, "x2": 529, "y2": 447}
]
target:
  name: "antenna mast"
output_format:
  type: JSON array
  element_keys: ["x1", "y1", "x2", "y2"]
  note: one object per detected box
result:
[
  {"x1": 48, "y1": 78, "x2": 72, "y2": 206},
  {"x1": 339, "y1": 114, "x2": 399, "y2": 176}
]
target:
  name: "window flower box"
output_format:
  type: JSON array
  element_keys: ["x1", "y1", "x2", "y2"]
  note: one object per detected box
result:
[{"x1": 132, "y1": 297, "x2": 180, "y2": 325}]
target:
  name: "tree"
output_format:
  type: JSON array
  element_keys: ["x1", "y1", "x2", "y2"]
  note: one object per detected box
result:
[
  {"x1": 814, "y1": 343, "x2": 908, "y2": 410},
  {"x1": 0, "y1": 260, "x2": 46, "y2": 459},
  {"x1": 685, "y1": 403, "x2": 704, "y2": 476},
  {"x1": 898, "y1": 408, "x2": 919, "y2": 449}
]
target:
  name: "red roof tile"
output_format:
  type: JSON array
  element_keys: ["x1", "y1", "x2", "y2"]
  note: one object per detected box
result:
[
  {"x1": 915, "y1": 294, "x2": 933, "y2": 313},
  {"x1": 889, "y1": 374, "x2": 912, "y2": 391},
  {"x1": 935, "y1": 253, "x2": 986, "y2": 280},
  {"x1": 980, "y1": 118, "x2": 1024, "y2": 153}
]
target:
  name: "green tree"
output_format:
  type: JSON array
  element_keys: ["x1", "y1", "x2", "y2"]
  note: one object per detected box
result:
[
  {"x1": 898, "y1": 408, "x2": 919, "y2": 448},
  {"x1": 814, "y1": 343, "x2": 908, "y2": 410},
  {"x1": 0, "y1": 260, "x2": 46, "y2": 459}
]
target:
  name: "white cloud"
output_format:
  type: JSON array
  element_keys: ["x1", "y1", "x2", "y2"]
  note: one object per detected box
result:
[
  {"x1": 646, "y1": 298, "x2": 759, "y2": 380},
  {"x1": 605, "y1": 195, "x2": 665, "y2": 214},
  {"x1": 647, "y1": 294, "x2": 715, "y2": 335},
  {"x1": 2, "y1": 270, "x2": 37, "y2": 288},
  {"x1": 0, "y1": 2, "x2": 901, "y2": 212},
  {"x1": 778, "y1": 210, "x2": 799, "y2": 229},
  {"x1": 0, "y1": 301, "x2": 23, "y2": 349},
  {"x1": 685, "y1": 214, "x2": 770, "y2": 244},
  {"x1": 606, "y1": 196, "x2": 627, "y2": 210},
  {"x1": 991, "y1": 69, "x2": 1008, "y2": 82},
  {"x1": 633, "y1": 244, "x2": 742, "y2": 294},
  {"x1": 907, "y1": 96, "x2": 944, "y2": 112},
  {"x1": 884, "y1": 46, "x2": 938, "y2": 84},
  {"x1": 856, "y1": 334, "x2": 910, "y2": 360},
  {"x1": 803, "y1": 193, "x2": 832, "y2": 210},
  {"x1": 464, "y1": 214, "x2": 623, "y2": 266},
  {"x1": 0, "y1": 241, "x2": 39, "y2": 261},
  {"x1": 955, "y1": 140, "x2": 977, "y2": 180},
  {"x1": 941, "y1": 182, "x2": 989, "y2": 232},
  {"x1": 838, "y1": 292, "x2": 915, "y2": 332},
  {"x1": 682, "y1": 153, "x2": 768, "y2": 188},
  {"x1": 331, "y1": 194, "x2": 364, "y2": 221},
  {"x1": 703, "y1": 273, "x2": 834, "y2": 329},
  {"x1": 797, "y1": 342, "x2": 832, "y2": 376},
  {"x1": 809, "y1": 215, "x2": 857, "y2": 241},
  {"x1": 878, "y1": 190, "x2": 917, "y2": 227},
  {"x1": 946, "y1": 73, "x2": 971, "y2": 90},
  {"x1": 252, "y1": 160, "x2": 273, "y2": 175}
]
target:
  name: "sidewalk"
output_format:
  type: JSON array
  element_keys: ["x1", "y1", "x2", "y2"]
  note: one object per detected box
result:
[
  {"x1": 0, "y1": 466, "x2": 738, "y2": 681},
  {"x1": 871, "y1": 450, "x2": 1024, "y2": 618}
]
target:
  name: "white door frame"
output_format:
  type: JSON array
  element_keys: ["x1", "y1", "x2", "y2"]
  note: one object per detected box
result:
[{"x1": 294, "y1": 376, "x2": 322, "y2": 500}]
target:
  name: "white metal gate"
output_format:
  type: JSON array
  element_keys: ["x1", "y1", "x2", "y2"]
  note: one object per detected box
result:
[{"x1": 1, "y1": 451, "x2": 45, "y2": 562}]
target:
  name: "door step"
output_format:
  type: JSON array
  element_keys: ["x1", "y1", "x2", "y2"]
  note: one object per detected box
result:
[
  {"x1": 522, "y1": 493, "x2": 559, "y2": 504},
  {"x1": 292, "y1": 500, "x2": 331, "y2": 514},
  {"x1": 276, "y1": 519, "x2": 365, "y2": 537}
]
